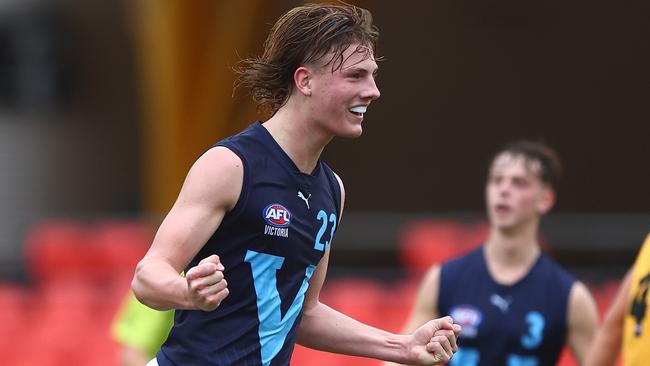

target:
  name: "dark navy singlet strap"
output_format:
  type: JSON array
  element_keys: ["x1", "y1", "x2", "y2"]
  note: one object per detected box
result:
[
  {"x1": 249, "y1": 121, "x2": 341, "y2": 226},
  {"x1": 320, "y1": 161, "x2": 342, "y2": 222},
  {"x1": 211, "y1": 141, "x2": 250, "y2": 227}
]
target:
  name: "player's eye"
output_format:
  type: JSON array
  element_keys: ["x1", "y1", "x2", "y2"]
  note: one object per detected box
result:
[{"x1": 512, "y1": 177, "x2": 530, "y2": 188}]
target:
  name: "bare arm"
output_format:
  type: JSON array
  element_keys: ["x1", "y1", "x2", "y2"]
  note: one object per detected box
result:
[
  {"x1": 297, "y1": 247, "x2": 456, "y2": 365},
  {"x1": 383, "y1": 265, "x2": 442, "y2": 366},
  {"x1": 584, "y1": 271, "x2": 632, "y2": 366},
  {"x1": 296, "y1": 174, "x2": 459, "y2": 365},
  {"x1": 131, "y1": 147, "x2": 243, "y2": 310},
  {"x1": 566, "y1": 281, "x2": 599, "y2": 364}
]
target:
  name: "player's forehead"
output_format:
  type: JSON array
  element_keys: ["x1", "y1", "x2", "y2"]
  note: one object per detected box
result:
[
  {"x1": 316, "y1": 43, "x2": 378, "y2": 73},
  {"x1": 342, "y1": 44, "x2": 377, "y2": 68},
  {"x1": 490, "y1": 152, "x2": 542, "y2": 178}
]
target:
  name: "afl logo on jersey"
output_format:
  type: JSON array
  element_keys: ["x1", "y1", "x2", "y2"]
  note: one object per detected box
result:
[
  {"x1": 263, "y1": 204, "x2": 292, "y2": 227},
  {"x1": 450, "y1": 305, "x2": 482, "y2": 338}
]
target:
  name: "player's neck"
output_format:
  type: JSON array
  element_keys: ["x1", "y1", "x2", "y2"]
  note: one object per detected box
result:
[
  {"x1": 263, "y1": 108, "x2": 330, "y2": 174},
  {"x1": 484, "y1": 222, "x2": 541, "y2": 284}
]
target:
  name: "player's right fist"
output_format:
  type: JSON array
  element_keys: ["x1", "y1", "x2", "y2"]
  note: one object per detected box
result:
[
  {"x1": 409, "y1": 316, "x2": 461, "y2": 365},
  {"x1": 185, "y1": 254, "x2": 229, "y2": 311}
]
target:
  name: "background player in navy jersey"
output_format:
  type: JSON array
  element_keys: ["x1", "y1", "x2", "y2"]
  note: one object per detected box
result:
[
  {"x1": 131, "y1": 3, "x2": 460, "y2": 366},
  {"x1": 386, "y1": 141, "x2": 598, "y2": 366}
]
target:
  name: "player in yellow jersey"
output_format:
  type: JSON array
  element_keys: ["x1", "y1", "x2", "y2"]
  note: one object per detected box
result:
[
  {"x1": 585, "y1": 233, "x2": 650, "y2": 366},
  {"x1": 112, "y1": 292, "x2": 174, "y2": 366}
]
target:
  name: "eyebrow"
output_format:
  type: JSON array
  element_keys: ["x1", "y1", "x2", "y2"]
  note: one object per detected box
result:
[{"x1": 344, "y1": 66, "x2": 379, "y2": 75}]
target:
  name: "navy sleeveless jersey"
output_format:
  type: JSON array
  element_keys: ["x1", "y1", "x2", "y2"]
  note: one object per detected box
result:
[
  {"x1": 158, "y1": 122, "x2": 341, "y2": 366},
  {"x1": 438, "y1": 247, "x2": 575, "y2": 366}
]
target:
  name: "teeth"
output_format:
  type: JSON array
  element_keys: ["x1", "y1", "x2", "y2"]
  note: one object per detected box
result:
[{"x1": 349, "y1": 106, "x2": 367, "y2": 114}]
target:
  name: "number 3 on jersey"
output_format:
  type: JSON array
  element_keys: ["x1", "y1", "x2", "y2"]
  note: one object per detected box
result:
[
  {"x1": 314, "y1": 210, "x2": 337, "y2": 251},
  {"x1": 508, "y1": 311, "x2": 545, "y2": 366},
  {"x1": 451, "y1": 311, "x2": 545, "y2": 366}
]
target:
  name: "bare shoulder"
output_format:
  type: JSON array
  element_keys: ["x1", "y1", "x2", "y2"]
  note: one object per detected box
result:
[
  {"x1": 190, "y1": 146, "x2": 243, "y2": 177},
  {"x1": 568, "y1": 280, "x2": 598, "y2": 325},
  {"x1": 421, "y1": 264, "x2": 442, "y2": 288},
  {"x1": 414, "y1": 264, "x2": 442, "y2": 310},
  {"x1": 569, "y1": 281, "x2": 596, "y2": 304},
  {"x1": 405, "y1": 264, "x2": 443, "y2": 331},
  {"x1": 181, "y1": 146, "x2": 244, "y2": 210}
]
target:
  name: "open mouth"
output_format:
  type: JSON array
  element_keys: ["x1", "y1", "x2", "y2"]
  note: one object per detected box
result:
[
  {"x1": 495, "y1": 204, "x2": 511, "y2": 214},
  {"x1": 349, "y1": 105, "x2": 367, "y2": 117}
]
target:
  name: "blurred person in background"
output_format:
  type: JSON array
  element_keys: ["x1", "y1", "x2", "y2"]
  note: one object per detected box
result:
[
  {"x1": 131, "y1": 3, "x2": 460, "y2": 366},
  {"x1": 386, "y1": 140, "x2": 598, "y2": 366},
  {"x1": 585, "y1": 233, "x2": 650, "y2": 366},
  {"x1": 112, "y1": 291, "x2": 174, "y2": 366}
]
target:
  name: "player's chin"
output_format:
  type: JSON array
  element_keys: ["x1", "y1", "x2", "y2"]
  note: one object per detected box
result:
[
  {"x1": 338, "y1": 125, "x2": 363, "y2": 139},
  {"x1": 492, "y1": 220, "x2": 518, "y2": 231}
]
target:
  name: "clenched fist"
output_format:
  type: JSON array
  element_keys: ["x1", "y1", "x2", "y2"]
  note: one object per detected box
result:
[
  {"x1": 185, "y1": 254, "x2": 229, "y2": 311},
  {"x1": 408, "y1": 316, "x2": 462, "y2": 365}
]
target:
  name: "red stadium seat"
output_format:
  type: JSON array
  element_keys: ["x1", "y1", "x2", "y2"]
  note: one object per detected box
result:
[
  {"x1": 556, "y1": 347, "x2": 577, "y2": 366},
  {"x1": 19, "y1": 219, "x2": 152, "y2": 365},
  {"x1": 25, "y1": 219, "x2": 153, "y2": 284},
  {"x1": 298, "y1": 279, "x2": 385, "y2": 365},
  {"x1": 378, "y1": 278, "x2": 420, "y2": 333},
  {"x1": 91, "y1": 219, "x2": 153, "y2": 275},
  {"x1": 24, "y1": 220, "x2": 92, "y2": 283},
  {"x1": 594, "y1": 279, "x2": 622, "y2": 318},
  {"x1": 321, "y1": 279, "x2": 384, "y2": 325},
  {"x1": 89, "y1": 220, "x2": 154, "y2": 300},
  {"x1": 24, "y1": 277, "x2": 120, "y2": 365},
  {"x1": 0, "y1": 283, "x2": 34, "y2": 362},
  {"x1": 292, "y1": 344, "x2": 382, "y2": 366},
  {"x1": 398, "y1": 219, "x2": 488, "y2": 275}
]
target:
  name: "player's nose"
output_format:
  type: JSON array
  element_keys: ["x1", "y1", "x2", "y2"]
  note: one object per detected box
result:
[{"x1": 363, "y1": 77, "x2": 380, "y2": 100}]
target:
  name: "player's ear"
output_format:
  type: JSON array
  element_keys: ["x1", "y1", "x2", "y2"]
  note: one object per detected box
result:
[
  {"x1": 294, "y1": 66, "x2": 313, "y2": 96},
  {"x1": 537, "y1": 186, "x2": 555, "y2": 214}
]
